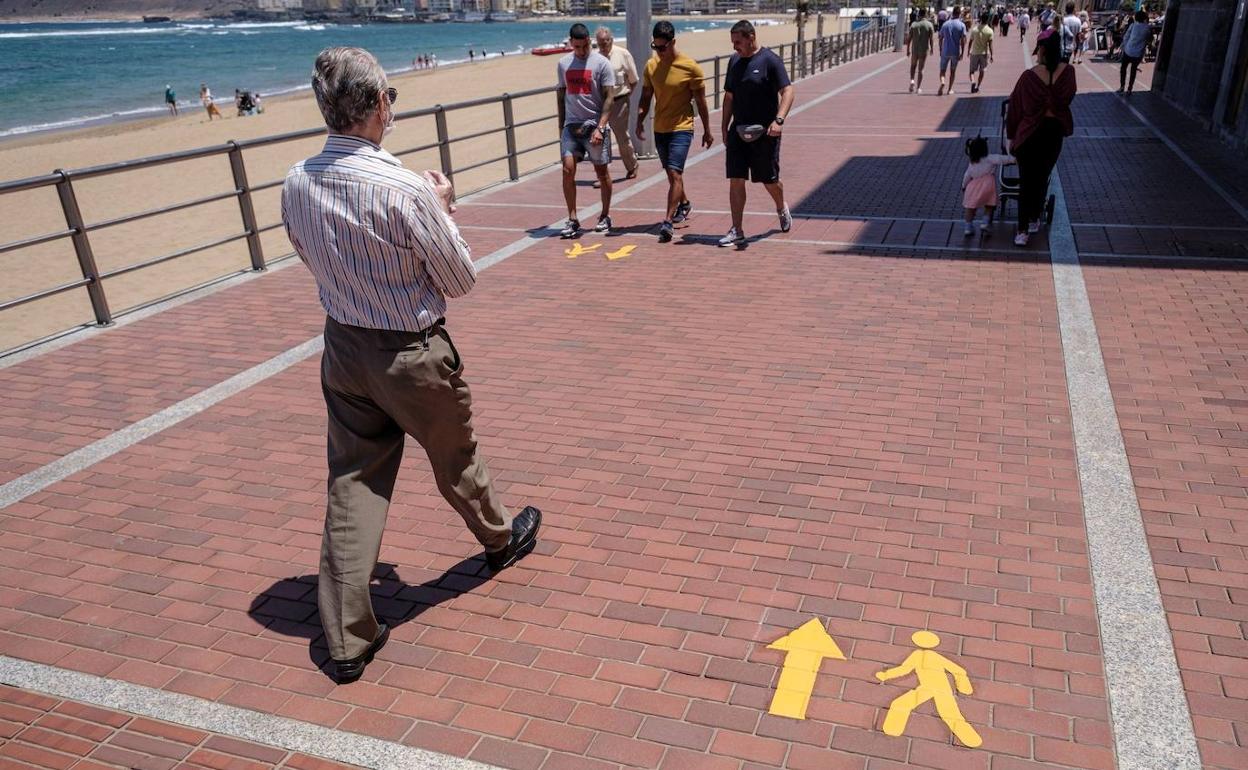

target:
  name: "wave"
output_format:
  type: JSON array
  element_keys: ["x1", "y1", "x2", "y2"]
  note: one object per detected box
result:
[
  {"x1": 295, "y1": 24, "x2": 327, "y2": 32},
  {"x1": 0, "y1": 27, "x2": 174, "y2": 39},
  {"x1": 0, "y1": 104, "x2": 169, "y2": 137}
]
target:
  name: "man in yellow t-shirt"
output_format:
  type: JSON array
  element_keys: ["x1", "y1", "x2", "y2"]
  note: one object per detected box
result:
[
  {"x1": 636, "y1": 21, "x2": 712, "y2": 243},
  {"x1": 967, "y1": 12, "x2": 994, "y2": 94}
]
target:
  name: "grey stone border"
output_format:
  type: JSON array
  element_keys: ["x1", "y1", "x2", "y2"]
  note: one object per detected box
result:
[
  {"x1": 0, "y1": 656, "x2": 498, "y2": 770},
  {"x1": 1048, "y1": 172, "x2": 1202, "y2": 770}
]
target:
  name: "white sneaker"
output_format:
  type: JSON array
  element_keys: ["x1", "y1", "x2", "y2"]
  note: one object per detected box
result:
[
  {"x1": 979, "y1": 219, "x2": 991, "y2": 232},
  {"x1": 1028, "y1": 220, "x2": 1042, "y2": 234},
  {"x1": 909, "y1": 80, "x2": 915, "y2": 93},
  {"x1": 963, "y1": 222, "x2": 975, "y2": 237},
  {"x1": 916, "y1": 87, "x2": 922, "y2": 94},
  {"x1": 718, "y1": 227, "x2": 746, "y2": 247},
  {"x1": 1014, "y1": 232, "x2": 1030, "y2": 247},
  {"x1": 778, "y1": 206, "x2": 792, "y2": 233}
]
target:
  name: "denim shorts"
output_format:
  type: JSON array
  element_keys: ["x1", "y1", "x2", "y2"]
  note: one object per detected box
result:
[
  {"x1": 654, "y1": 130, "x2": 694, "y2": 173},
  {"x1": 560, "y1": 124, "x2": 611, "y2": 166}
]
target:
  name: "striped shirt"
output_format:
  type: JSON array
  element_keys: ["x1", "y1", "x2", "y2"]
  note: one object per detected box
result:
[{"x1": 281, "y1": 134, "x2": 476, "y2": 332}]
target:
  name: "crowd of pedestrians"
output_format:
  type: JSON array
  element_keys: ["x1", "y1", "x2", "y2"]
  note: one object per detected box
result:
[{"x1": 555, "y1": 20, "x2": 792, "y2": 247}]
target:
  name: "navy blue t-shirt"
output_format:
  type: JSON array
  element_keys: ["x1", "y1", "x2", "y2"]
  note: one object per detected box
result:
[{"x1": 724, "y1": 47, "x2": 791, "y2": 127}]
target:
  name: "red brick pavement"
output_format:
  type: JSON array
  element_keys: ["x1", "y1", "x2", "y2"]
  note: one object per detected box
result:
[
  {"x1": 0, "y1": 684, "x2": 363, "y2": 770},
  {"x1": 0, "y1": 38, "x2": 1246, "y2": 770}
]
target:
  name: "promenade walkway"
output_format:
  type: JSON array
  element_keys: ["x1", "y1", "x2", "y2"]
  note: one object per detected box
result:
[{"x1": 0, "y1": 35, "x2": 1245, "y2": 770}]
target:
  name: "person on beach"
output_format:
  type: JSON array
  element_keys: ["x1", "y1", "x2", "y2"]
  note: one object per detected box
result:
[
  {"x1": 1006, "y1": 29, "x2": 1075, "y2": 246},
  {"x1": 469, "y1": 49, "x2": 474, "y2": 62},
  {"x1": 164, "y1": 84, "x2": 178, "y2": 116},
  {"x1": 906, "y1": 7, "x2": 936, "y2": 94},
  {"x1": 594, "y1": 26, "x2": 639, "y2": 188},
  {"x1": 719, "y1": 20, "x2": 794, "y2": 248},
  {"x1": 199, "y1": 84, "x2": 222, "y2": 120},
  {"x1": 937, "y1": 6, "x2": 967, "y2": 96},
  {"x1": 960, "y1": 135, "x2": 1014, "y2": 236},
  {"x1": 635, "y1": 21, "x2": 712, "y2": 243},
  {"x1": 967, "y1": 12, "x2": 994, "y2": 94},
  {"x1": 1118, "y1": 10, "x2": 1152, "y2": 94},
  {"x1": 556, "y1": 23, "x2": 616, "y2": 238},
  {"x1": 281, "y1": 46, "x2": 542, "y2": 684}
]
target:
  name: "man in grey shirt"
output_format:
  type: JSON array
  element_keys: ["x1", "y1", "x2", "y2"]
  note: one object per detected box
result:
[{"x1": 556, "y1": 23, "x2": 615, "y2": 238}]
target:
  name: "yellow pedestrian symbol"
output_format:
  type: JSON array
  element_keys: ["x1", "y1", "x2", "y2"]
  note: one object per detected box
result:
[
  {"x1": 766, "y1": 619, "x2": 846, "y2": 720},
  {"x1": 564, "y1": 243, "x2": 599, "y2": 258},
  {"x1": 605, "y1": 244, "x2": 636, "y2": 261},
  {"x1": 875, "y1": 631, "x2": 982, "y2": 748}
]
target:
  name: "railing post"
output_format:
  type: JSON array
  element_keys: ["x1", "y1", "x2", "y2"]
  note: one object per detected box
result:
[
  {"x1": 713, "y1": 56, "x2": 721, "y2": 110},
  {"x1": 434, "y1": 106, "x2": 453, "y2": 184},
  {"x1": 54, "y1": 170, "x2": 112, "y2": 327},
  {"x1": 501, "y1": 94, "x2": 519, "y2": 182},
  {"x1": 227, "y1": 141, "x2": 265, "y2": 272},
  {"x1": 789, "y1": 42, "x2": 797, "y2": 76}
]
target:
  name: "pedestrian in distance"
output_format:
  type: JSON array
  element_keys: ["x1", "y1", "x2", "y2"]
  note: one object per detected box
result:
[
  {"x1": 718, "y1": 19, "x2": 794, "y2": 248},
  {"x1": 1006, "y1": 29, "x2": 1075, "y2": 246},
  {"x1": 960, "y1": 135, "x2": 1014, "y2": 236},
  {"x1": 593, "y1": 26, "x2": 640, "y2": 188},
  {"x1": 1059, "y1": 2, "x2": 1081, "y2": 63},
  {"x1": 1002, "y1": 9, "x2": 1013, "y2": 38},
  {"x1": 555, "y1": 23, "x2": 616, "y2": 238},
  {"x1": 635, "y1": 21, "x2": 712, "y2": 243},
  {"x1": 1118, "y1": 10, "x2": 1152, "y2": 94},
  {"x1": 1075, "y1": 11, "x2": 1090, "y2": 65},
  {"x1": 906, "y1": 7, "x2": 936, "y2": 94},
  {"x1": 164, "y1": 84, "x2": 178, "y2": 116},
  {"x1": 967, "y1": 12, "x2": 994, "y2": 94},
  {"x1": 1018, "y1": 8, "x2": 1030, "y2": 43},
  {"x1": 937, "y1": 6, "x2": 968, "y2": 96},
  {"x1": 281, "y1": 46, "x2": 542, "y2": 685},
  {"x1": 199, "y1": 83, "x2": 222, "y2": 120}
]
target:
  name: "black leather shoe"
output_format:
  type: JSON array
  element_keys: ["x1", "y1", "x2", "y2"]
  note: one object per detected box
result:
[
  {"x1": 332, "y1": 623, "x2": 389, "y2": 684},
  {"x1": 486, "y1": 506, "x2": 541, "y2": 572}
]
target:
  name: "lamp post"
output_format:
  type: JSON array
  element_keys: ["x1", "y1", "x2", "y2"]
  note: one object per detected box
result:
[{"x1": 626, "y1": 0, "x2": 655, "y2": 157}]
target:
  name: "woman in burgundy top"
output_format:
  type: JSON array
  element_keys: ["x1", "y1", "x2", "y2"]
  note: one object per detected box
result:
[{"x1": 1006, "y1": 29, "x2": 1075, "y2": 246}]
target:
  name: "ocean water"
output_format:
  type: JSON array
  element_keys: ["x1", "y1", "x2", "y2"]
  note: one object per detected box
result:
[{"x1": 0, "y1": 17, "x2": 760, "y2": 138}]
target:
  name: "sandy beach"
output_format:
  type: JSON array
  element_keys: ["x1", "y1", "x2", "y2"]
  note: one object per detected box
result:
[{"x1": 0, "y1": 19, "x2": 811, "y2": 352}]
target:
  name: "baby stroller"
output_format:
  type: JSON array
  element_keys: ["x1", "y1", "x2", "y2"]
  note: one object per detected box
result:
[{"x1": 997, "y1": 99, "x2": 1055, "y2": 225}]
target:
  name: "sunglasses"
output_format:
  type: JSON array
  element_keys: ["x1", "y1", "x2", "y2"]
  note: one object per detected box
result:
[
  {"x1": 384, "y1": 87, "x2": 397, "y2": 105},
  {"x1": 650, "y1": 41, "x2": 670, "y2": 51}
]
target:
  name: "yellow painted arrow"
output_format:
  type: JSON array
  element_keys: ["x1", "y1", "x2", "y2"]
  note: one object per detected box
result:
[
  {"x1": 766, "y1": 619, "x2": 846, "y2": 720},
  {"x1": 605, "y1": 244, "x2": 636, "y2": 261},
  {"x1": 564, "y1": 243, "x2": 600, "y2": 259}
]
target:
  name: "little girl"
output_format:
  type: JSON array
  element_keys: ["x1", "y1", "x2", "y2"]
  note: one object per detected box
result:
[{"x1": 961, "y1": 135, "x2": 1015, "y2": 236}]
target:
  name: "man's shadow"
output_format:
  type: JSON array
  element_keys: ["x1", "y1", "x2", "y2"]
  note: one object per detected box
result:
[{"x1": 247, "y1": 558, "x2": 491, "y2": 680}]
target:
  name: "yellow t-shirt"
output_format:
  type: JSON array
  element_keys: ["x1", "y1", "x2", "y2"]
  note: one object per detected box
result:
[{"x1": 643, "y1": 54, "x2": 705, "y2": 133}]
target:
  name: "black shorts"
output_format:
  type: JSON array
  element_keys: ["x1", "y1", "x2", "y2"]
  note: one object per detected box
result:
[{"x1": 726, "y1": 130, "x2": 781, "y2": 183}]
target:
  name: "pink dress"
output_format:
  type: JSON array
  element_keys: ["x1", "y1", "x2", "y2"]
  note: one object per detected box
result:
[{"x1": 962, "y1": 154, "x2": 1014, "y2": 209}]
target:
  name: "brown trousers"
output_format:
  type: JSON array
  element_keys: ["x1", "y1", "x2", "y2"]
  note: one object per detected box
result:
[
  {"x1": 318, "y1": 317, "x2": 511, "y2": 660},
  {"x1": 606, "y1": 95, "x2": 639, "y2": 174}
]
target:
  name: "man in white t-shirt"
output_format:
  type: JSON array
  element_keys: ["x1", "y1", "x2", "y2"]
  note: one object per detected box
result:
[
  {"x1": 556, "y1": 23, "x2": 615, "y2": 238},
  {"x1": 1060, "y1": 2, "x2": 1082, "y2": 62},
  {"x1": 594, "y1": 26, "x2": 639, "y2": 186}
]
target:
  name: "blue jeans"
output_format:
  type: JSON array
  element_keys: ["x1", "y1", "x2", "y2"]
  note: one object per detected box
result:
[{"x1": 655, "y1": 130, "x2": 694, "y2": 173}]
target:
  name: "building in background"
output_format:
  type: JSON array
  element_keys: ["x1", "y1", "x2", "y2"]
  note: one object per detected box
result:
[{"x1": 1152, "y1": 0, "x2": 1248, "y2": 148}]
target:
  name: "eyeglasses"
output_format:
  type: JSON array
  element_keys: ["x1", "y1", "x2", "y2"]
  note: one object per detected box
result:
[
  {"x1": 650, "y1": 42, "x2": 670, "y2": 51},
  {"x1": 384, "y1": 87, "x2": 397, "y2": 105}
]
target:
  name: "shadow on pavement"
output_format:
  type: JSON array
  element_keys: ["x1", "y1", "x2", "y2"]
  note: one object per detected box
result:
[{"x1": 248, "y1": 558, "x2": 491, "y2": 678}]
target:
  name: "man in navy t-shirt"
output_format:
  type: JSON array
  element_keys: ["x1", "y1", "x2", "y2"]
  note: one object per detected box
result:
[{"x1": 719, "y1": 20, "x2": 794, "y2": 247}]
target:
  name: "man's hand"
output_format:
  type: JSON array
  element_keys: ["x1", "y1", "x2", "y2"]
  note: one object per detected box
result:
[
  {"x1": 635, "y1": 120, "x2": 646, "y2": 141},
  {"x1": 590, "y1": 126, "x2": 605, "y2": 146},
  {"x1": 701, "y1": 132, "x2": 713, "y2": 149},
  {"x1": 424, "y1": 169, "x2": 456, "y2": 214},
  {"x1": 767, "y1": 120, "x2": 783, "y2": 137}
]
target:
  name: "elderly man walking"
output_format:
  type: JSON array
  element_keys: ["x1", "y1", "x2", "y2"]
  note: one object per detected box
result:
[
  {"x1": 281, "y1": 47, "x2": 541, "y2": 685},
  {"x1": 593, "y1": 26, "x2": 639, "y2": 188}
]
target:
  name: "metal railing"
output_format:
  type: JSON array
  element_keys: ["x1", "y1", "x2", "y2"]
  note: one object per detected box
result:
[{"x1": 0, "y1": 23, "x2": 895, "y2": 357}]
